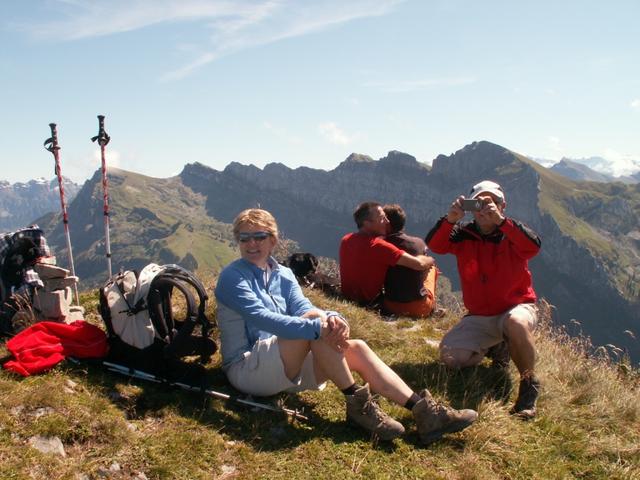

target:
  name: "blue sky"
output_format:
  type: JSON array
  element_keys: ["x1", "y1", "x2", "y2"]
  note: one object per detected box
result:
[{"x1": 2, "y1": 0, "x2": 639, "y2": 183}]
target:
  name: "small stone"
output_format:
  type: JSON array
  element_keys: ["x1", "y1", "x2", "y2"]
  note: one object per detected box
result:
[
  {"x1": 65, "y1": 379, "x2": 78, "y2": 389},
  {"x1": 134, "y1": 473, "x2": 149, "y2": 480},
  {"x1": 33, "y1": 407, "x2": 54, "y2": 418},
  {"x1": 126, "y1": 422, "x2": 138, "y2": 432},
  {"x1": 220, "y1": 465, "x2": 236, "y2": 475},
  {"x1": 28, "y1": 435, "x2": 66, "y2": 457},
  {"x1": 9, "y1": 405, "x2": 24, "y2": 416},
  {"x1": 109, "y1": 462, "x2": 121, "y2": 472},
  {"x1": 225, "y1": 440, "x2": 237, "y2": 446}
]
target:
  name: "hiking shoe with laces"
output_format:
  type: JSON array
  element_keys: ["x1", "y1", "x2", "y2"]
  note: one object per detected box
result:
[
  {"x1": 486, "y1": 340, "x2": 510, "y2": 369},
  {"x1": 412, "y1": 390, "x2": 478, "y2": 445},
  {"x1": 345, "y1": 384, "x2": 405, "y2": 440},
  {"x1": 510, "y1": 375, "x2": 540, "y2": 420}
]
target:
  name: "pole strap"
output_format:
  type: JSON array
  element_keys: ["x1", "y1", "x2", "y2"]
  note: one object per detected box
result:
[{"x1": 91, "y1": 115, "x2": 111, "y2": 146}]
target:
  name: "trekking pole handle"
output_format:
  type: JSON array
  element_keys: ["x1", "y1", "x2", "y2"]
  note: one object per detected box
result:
[
  {"x1": 44, "y1": 123, "x2": 60, "y2": 153},
  {"x1": 91, "y1": 114, "x2": 111, "y2": 146}
]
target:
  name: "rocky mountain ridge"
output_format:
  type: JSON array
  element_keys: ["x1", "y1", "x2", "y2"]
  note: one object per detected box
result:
[
  {"x1": 0, "y1": 177, "x2": 80, "y2": 232},
  {"x1": 180, "y1": 141, "x2": 640, "y2": 362}
]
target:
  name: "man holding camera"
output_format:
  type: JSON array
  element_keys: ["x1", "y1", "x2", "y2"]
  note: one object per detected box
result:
[{"x1": 425, "y1": 180, "x2": 542, "y2": 419}]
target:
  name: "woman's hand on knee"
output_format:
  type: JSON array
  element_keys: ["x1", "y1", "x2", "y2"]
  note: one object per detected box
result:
[{"x1": 321, "y1": 315, "x2": 350, "y2": 352}]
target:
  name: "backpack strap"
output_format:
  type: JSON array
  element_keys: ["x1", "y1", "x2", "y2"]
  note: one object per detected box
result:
[
  {"x1": 152, "y1": 265, "x2": 215, "y2": 362},
  {"x1": 147, "y1": 275, "x2": 198, "y2": 342},
  {"x1": 162, "y1": 264, "x2": 213, "y2": 332}
]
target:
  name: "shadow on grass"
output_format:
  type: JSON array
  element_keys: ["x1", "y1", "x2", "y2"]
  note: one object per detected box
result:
[
  {"x1": 390, "y1": 360, "x2": 514, "y2": 410},
  {"x1": 65, "y1": 359, "x2": 405, "y2": 453}
]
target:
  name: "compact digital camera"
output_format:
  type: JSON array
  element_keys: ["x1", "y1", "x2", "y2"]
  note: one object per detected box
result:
[{"x1": 461, "y1": 198, "x2": 483, "y2": 211}]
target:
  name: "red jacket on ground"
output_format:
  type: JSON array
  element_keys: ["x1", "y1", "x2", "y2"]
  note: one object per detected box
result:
[
  {"x1": 426, "y1": 217, "x2": 540, "y2": 316},
  {"x1": 339, "y1": 232, "x2": 404, "y2": 303},
  {"x1": 3, "y1": 320, "x2": 108, "y2": 376}
]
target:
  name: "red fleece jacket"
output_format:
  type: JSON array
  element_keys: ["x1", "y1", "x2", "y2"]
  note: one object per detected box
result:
[
  {"x1": 3, "y1": 321, "x2": 108, "y2": 376},
  {"x1": 426, "y1": 217, "x2": 540, "y2": 316}
]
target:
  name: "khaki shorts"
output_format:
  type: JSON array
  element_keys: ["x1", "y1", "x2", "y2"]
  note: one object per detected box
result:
[
  {"x1": 439, "y1": 303, "x2": 538, "y2": 355},
  {"x1": 225, "y1": 335, "x2": 326, "y2": 397}
]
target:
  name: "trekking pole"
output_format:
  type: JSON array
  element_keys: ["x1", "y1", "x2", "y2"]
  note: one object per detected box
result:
[
  {"x1": 104, "y1": 361, "x2": 308, "y2": 421},
  {"x1": 91, "y1": 115, "x2": 112, "y2": 279},
  {"x1": 44, "y1": 123, "x2": 80, "y2": 306}
]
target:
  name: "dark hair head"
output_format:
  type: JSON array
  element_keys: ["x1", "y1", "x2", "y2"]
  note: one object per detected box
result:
[
  {"x1": 353, "y1": 201, "x2": 381, "y2": 229},
  {"x1": 383, "y1": 204, "x2": 406, "y2": 233}
]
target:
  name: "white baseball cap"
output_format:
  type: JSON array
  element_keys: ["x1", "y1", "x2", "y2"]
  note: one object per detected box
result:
[{"x1": 469, "y1": 180, "x2": 505, "y2": 203}]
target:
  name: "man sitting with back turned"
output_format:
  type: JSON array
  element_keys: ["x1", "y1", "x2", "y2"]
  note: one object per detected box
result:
[
  {"x1": 426, "y1": 180, "x2": 542, "y2": 419},
  {"x1": 339, "y1": 201, "x2": 432, "y2": 309},
  {"x1": 382, "y1": 204, "x2": 438, "y2": 318}
]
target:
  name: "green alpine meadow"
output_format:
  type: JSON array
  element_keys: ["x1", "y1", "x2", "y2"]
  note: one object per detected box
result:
[{"x1": 1, "y1": 289, "x2": 638, "y2": 479}]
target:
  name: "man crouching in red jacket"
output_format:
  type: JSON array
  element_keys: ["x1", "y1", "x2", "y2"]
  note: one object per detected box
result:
[{"x1": 426, "y1": 180, "x2": 542, "y2": 419}]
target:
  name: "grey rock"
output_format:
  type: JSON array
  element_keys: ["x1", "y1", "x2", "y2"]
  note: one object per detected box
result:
[
  {"x1": 28, "y1": 435, "x2": 66, "y2": 457},
  {"x1": 32, "y1": 407, "x2": 54, "y2": 418}
]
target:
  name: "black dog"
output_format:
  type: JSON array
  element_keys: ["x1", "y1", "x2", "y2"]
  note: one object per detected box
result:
[{"x1": 286, "y1": 253, "x2": 341, "y2": 299}]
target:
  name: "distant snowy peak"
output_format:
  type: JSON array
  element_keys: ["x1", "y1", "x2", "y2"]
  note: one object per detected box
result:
[
  {"x1": 550, "y1": 159, "x2": 615, "y2": 183},
  {"x1": 566, "y1": 156, "x2": 640, "y2": 178},
  {"x1": 531, "y1": 155, "x2": 640, "y2": 183},
  {"x1": 0, "y1": 177, "x2": 81, "y2": 231}
]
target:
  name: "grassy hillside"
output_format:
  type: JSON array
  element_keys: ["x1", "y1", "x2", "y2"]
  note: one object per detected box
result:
[
  {"x1": 517, "y1": 153, "x2": 640, "y2": 301},
  {"x1": 42, "y1": 169, "x2": 238, "y2": 287},
  {"x1": 1, "y1": 286, "x2": 638, "y2": 479}
]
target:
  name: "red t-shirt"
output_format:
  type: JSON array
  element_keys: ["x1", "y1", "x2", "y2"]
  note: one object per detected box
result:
[{"x1": 339, "y1": 232, "x2": 404, "y2": 303}]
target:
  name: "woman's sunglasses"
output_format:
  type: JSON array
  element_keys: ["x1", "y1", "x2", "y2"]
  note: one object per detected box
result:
[{"x1": 238, "y1": 231, "x2": 272, "y2": 243}]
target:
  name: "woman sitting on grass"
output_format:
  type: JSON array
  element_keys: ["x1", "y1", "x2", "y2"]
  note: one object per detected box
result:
[{"x1": 214, "y1": 208, "x2": 477, "y2": 444}]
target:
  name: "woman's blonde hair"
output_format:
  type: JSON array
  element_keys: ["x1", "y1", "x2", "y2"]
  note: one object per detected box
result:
[{"x1": 232, "y1": 208, "x2": 279, "y2": 240}]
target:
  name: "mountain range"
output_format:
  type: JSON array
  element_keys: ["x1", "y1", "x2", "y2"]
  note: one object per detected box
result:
[
  {"x1": 550, "y1": 158, "x2": 640, "y2": 184},
  {"x1": 0, "y1": 177, "x2": 80, "y2": 232},
  {"x1": 28, "y1": 141, "x2": 640, "y2": 363}
]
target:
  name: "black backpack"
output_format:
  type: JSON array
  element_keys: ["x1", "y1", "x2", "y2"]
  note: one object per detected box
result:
[
  {"x1": 0, "y1": 227, "x2": 48, "y2": 337},
  {"x1": 99, "y1": 263, "x2": 216, "y2": 377}
]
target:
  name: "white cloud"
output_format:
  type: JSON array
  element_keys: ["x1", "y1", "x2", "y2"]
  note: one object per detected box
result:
[
  {"x1": 318, "y1": 122, "x2": 353, "y2": 145},
  {"x1": 631, "y1": 99, "x2": 640, "y2": 109},
  {"x1": 547, "y1": 136, "x2": 562, "y2": 153},
  {"x1": 21, "y1": 0, "x2": 405, "y2": 81},
  {"x1": 92, "y1": 148, "x2": 122, "y2": 169},
  {"x1": 364, "y1": 77, "x2": 476, "y2": 93},
  {"x1": 598, "y1": 149, "x2": 640, "y2": 177},
  {"x1": 527, "y1": 156, "x2": 556, "y2": 168},
  {"x1": 263, "y1": 121, "x2": 301, "y2": 144}
]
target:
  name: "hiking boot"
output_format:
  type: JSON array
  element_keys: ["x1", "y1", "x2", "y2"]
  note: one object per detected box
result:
[
  {"x1": 486, "y1": 341, "x2": 510, "y2": 369},
  {"x1": 412, "y1": 390, "x2": 478, "y2": 445},
  {"x1": 345, "y1": 384, "x2": 405, "y2": 441},
  {"x1": 510, "y1": 375, "x2": 540, "y2": 420}
]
